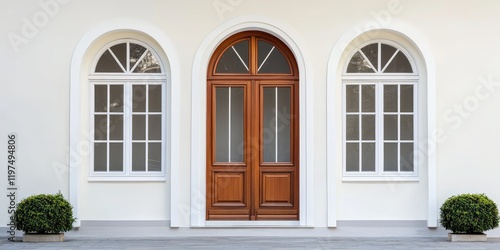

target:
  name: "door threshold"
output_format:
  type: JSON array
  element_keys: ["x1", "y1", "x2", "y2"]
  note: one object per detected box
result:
[{"x1": 202, "y1": 221, "x2": 301, "y2": 227}]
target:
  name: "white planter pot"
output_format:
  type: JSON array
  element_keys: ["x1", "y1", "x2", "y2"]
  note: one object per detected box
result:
[
  {"x1": 448, "y1": 233, "x2": 487, "y2": 242},
  {"x1": 23, "y1": 233, "x2": 64, "y2": 242}
]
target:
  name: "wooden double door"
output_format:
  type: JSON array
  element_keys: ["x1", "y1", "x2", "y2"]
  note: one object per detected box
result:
[{"x1": 206, "y1": 32, "x2": 299, "y2": 220}]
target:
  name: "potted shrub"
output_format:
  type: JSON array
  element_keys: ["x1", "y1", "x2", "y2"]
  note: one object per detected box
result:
[
  {"x1": 440, "y1": 193, "x2": 499, "y2": 242},
  {"x1": 14, "y1": 193, "x2": 75, "y2": 242}
]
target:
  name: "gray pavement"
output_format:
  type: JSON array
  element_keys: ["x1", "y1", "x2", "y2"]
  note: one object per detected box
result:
[{"x1": 3, "y1": 236, "x2": 500, "y2": 249}]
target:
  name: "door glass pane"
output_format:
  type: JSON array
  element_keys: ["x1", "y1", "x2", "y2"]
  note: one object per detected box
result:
[
  {"x1": 384, "y1": 115, "x2": 398, "y2": 140},
  {"x1": 110, "y1": 43, "x2": 127, "y2": 70},
  {"x1": 257, "y1": 40, "x2": 291, "y2": 74},
  {"x1": 346, "y1": 143, "x2": 359, "y2": 172},
  {"x1": 346, "y1": 115, "x2": 359, "y2": 141},
  {"x1": 133, "y1": 85, "x2": 147, "y2": 112},
  {"x1": 400, "y1": 85, "x2": 413, "y2": 112},
  {"x1": 400, "y1": 143, "x2": 414, "y2": 172},
  {"x1": 149, "y1": 85, "x2": 162, "y2": 112},
  {"x1": 360, "y1": 43, "x2": 378, "y2": 71},
  {"x1": 148, "y1": 115, "x2": 162, "y2": 140},
  {"x1": 362, "y1": 143, "x2": 375, "y2": 171},
  {"x1": 94, "y1": 143, "x2": 107, "y2": 172},
  {"x1": 361, "y1": 85, "x2": 375, "y2": 112},
  {"x1": 95, "y1": 50, "x2": 123, "y2": 73},
  {"x1": 109, "y1": 115, "x2": 123, "y2": 140},
  {"x1": 109, "y1": 85, "x2": 123, "y2": 112},
  {"x1": 277, "y1": 88, "x2": 291, "y2": 162},
  {"x1": 132, "y1": 143, "x2": 146, "y2": 171},
  {"x1": 384, "y1": 85, "x2": 398, "y2": 112},
  {"x1": 400, "y1": 115, "x2": 413, "y2": 140},
  {"x1": 148, "y1": 143, "x2": 162, "y2": 171},
  {"x1": 132, "y1": 115, "x2": 146, "y2": 140},
  {"x1": 384, "y1": 143, "x2": 398, "y2": 171},
  {"x1": 215, "y1": 40, "x2": 249, "y2": 74},
  {"x1": 384, "y1": 51, "x2": 413, "y2": 73},
  {"x1": 109, "y1": 143, "x2": 123, "y2": 172},
  {"x1": 94, "y1": 115, "x2": 107, "y2": 140},
  {"x1": 130, "y1": 43, "x2": 147, "y2": 71},
  {"x1": 94, "y1": 85, "x2": 107, "y2": 112},
  {"x1": 230, "y1": 87, "x2": 244, "y2": 162},
  {"x1": 346, "y1": 85, "x2": 359, "y2": 112},
  {"x1": 215, "y1": 88, "x2": 229, "y2": 162},
  {"x1": 263, "y1": 88, "x2": 276, "y2": 162},
  {"x1": 362, "y1": 115, "x2": 375, "y2": 140},
  {"x1": 347, "y1": 52, "x2": 375, "y2": 73}
]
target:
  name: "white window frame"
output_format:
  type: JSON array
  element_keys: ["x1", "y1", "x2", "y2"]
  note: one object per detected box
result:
[
  {"x1": 88, "y1": 39, "x2": 167, "y2": 182},
  {"x1": 342, "y1": 40, "x2": 419, "y2": 182}
]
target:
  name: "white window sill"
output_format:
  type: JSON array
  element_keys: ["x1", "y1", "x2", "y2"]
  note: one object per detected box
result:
[
  {"x1": 88, "y1": 176, "x2": 166, "y2": 182},
  {"x1": 342, "y1": 176, "x2": 419, "y2": 182}
]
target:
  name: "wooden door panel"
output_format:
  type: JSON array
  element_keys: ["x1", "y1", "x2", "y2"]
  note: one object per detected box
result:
[
  {"x1": 260, "y1": 172, "x2": 293, "y2": 207},
  {"x1": 212, "y1": 171, "x2": 247, "y2": 207}
]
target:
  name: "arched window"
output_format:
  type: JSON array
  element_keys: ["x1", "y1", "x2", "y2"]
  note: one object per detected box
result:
[
  {"x1": 343, "y1": 41, "x2": 418, "y2": 178},
  {"x1": 89, "y1": 40, "x2": 166, "y2": 179}
]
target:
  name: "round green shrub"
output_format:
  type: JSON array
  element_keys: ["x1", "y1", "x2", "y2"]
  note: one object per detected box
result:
[
  {"x1": 440, "y1": 193, "x2": 499, "y2": 234},
  {"x1": 14, "y1": 193, "x2": 75, "y2": 234}
]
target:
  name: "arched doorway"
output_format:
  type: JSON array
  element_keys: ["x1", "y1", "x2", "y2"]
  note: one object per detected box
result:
[{"x1": 206, "y1": 31, "x2": 299, "y2": 220}]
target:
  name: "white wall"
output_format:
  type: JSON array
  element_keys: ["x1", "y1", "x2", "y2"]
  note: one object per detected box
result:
[{"x1": 2, "y1": 0, "x2": 500, "y2": 235}]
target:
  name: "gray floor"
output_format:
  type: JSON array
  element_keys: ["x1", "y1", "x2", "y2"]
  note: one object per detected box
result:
[{"x1": 3, "y1": 236, "x2": 500, "y2": 249}]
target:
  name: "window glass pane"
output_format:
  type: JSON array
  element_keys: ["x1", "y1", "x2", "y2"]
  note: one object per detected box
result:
[
  {"x1": 132, "y1": 143, "x2": 146, "y2": 171},
  {"x1": 148, "y1": 143, "x2": 162, "y2": 172},
  {"x1": 362, "y1": 143, "x2": 375, "y2": 171},
  {"x1": 384, "y1": 115, "x2": 398, "y2": 140},
  {"x1": 384, "y1": 85, "x2": 398, "y2": 112},
  {"x1": 400, "y1": 143, "x2": 414, "y2": 172},
  {"x1": 133, "y1": 51, "x2": 161, "y2": 73},
  {"x1": 149, "y1": 85, "x2": 162, "y2": 112},
  {"x1": 230, "y1": 87, "x2": 244, "y2": 162},
  {"x1": 263, "y1": 88, "x2": 276, "y2": 162},
  {"x1": 94, "y1": 115, "x2": 107, "y2": 140},
  {"x1": 132, "y1": 115, "x2": 146, "y2": 140},
  {"x1": 94, "y1": 85, "x2": 107, "y2": 112},
  {"x1": 346, "y1": 85, "x2": 359, "y2": 112},
  {"x1": 215, "y1": 40, "x2": 249, "y2": 74},
  {"x1": 381, "y1": 44, "x2": 397, "y2": 71},
  {"x1": 94, "y1": 143, "x2": 107, "y2": 172},
  {"x1": 384, "y1": 143, "x2": 398, "y2": 171},
  {"x1": 95, "y1": 50, "x2": 124, "y2": 73},
  {"x1": 400, "y1": 115, "x2": 413, "y2": 140},
  {"x1": 362, "y1": 115, "x2": 375, "y2": 140},
  {"x1": 109, "y1": 143, "x2": 123, "y2": 172},
  {"x1": 346, "y1": 115, "x2": 359, "y2": 140},
  {"x1": 109, "y1": 85, "x2": 123, "y2": 112},
  {"x1": 346, "y1": 143, "x2": 359, "y2": 172},
  {"x1": 110, "y1": 43, "x2": 127, "y2": 70},
  {"x1": 361, "y1": 85, "x2": 375, "y2": 112},
  {"x1": 257, "y1": 40, "x2": 291, "y2": 74},
  {"x1": 109, "y1": 115, "x2": 123, "y2": 140},
  {"x1": 277, "y1": 88, "x2": 291, "y2": 162},
  {"x1": 133, "y1": 85, "x2": 147, "y2": 112},
  {"x1": 130, "y1": 43, "x2": 147, "y2": 72},
  {"x1": 148, "y1": 115, "x2": 162, "y2": 140},
  {"x1": 400, "y1": 85, "x2": 413, "y2": 112},
  {"x1": 384, "y1": 51, "x2": 413, "y2": 73},
  {"x1": 215, "y1": 88, "x2": 229, "y2": 162},
  {"x1": 347, "y1": 52, "x2": 375, "y2": 73},
  {"x1": 360, "y1": 43, "x2": 378, "y2": 71}
]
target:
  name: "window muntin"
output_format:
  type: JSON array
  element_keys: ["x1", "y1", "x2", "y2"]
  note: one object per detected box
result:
[
  {"x1": 90, "y1": 40, "x2": 165, "y2": 179},
  {"x1": 343, "y1": 41, "x2": 417, "y2": 178}
]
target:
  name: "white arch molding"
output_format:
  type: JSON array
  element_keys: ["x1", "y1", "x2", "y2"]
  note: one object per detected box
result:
[
  {"x1": 190, "y1": 16, "x2": 315, "y2": 227},
  {"x1": 326, "y1": 21, "x2": 437, "y2": 228},
  {"x1": 69, "y1": 20, "x2": 181, "y2": 227}
]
